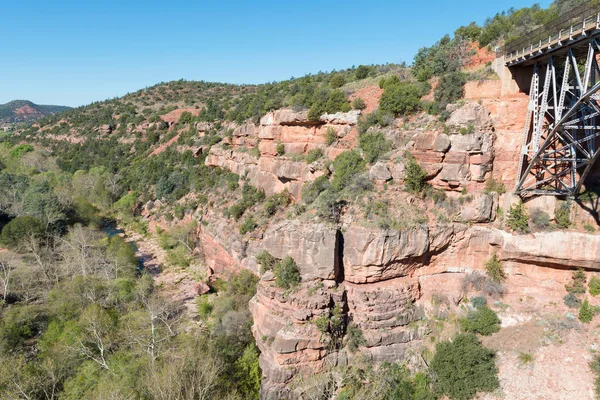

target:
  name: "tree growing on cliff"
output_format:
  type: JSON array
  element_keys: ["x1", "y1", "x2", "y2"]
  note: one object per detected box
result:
[
  {"x1": 379, "y1": 82, "x2": 422, "y2": 116},
  {"x1": 331, "y1": 151, "x2": 366, "y2": 191},
  {"x1": 506, "y1": 202, "x2": 529, "y2": 233},
  {"x1": 461, "y1": 305, "x2": 501, "y2": 336},
  {"x1": 579, "y1": 298, "x2": 594, "y2": 323},
  {"x1": 431, "y1": 333, "x2": 499, "y2": 400},
  {"x1": 485, "y1": 253, "x2": 506, "y2": 283},
  {"x1": 273, "y1": 256, "x2": 300, "y2": 290},
  {"x1": 404, "y1": 153, "x2": 427, "y2": 194}
]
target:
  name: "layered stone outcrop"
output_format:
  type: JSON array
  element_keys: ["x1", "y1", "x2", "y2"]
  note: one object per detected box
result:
[
  {"x1": 409, "y1": 102, "x2": 496, "y2": 191},
  {"x1": 206, "y1": 109, "x2": 360, "y2": 200}
]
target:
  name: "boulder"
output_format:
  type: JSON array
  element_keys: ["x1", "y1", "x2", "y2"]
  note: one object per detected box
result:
[
  {"x1": 319, "y1": 110, "x2": 361, "y2": 125},
  {"x1": 260, "y1": 109, "x2": 311, "y2": 126},
  {"x1": 438, "y1": 163, "x2": 470, "y2": 182},
  {"x1": 460, "y1": 193, "x2": 498, "y2": 223},
  {"x1": 446, "y1": 102, "x2": 494, "y2": 132},
  {"x1": 369, "y1": 163, "x2": 392, "y2": 181}
]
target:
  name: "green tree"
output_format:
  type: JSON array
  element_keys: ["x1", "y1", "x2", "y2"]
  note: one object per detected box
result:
[
  {"x1": 461, "y1": 306, "x2": 501, "y2": 336},
  {"x1": 485, "y1": 253, "x2": 506, "y2": 283},
  {"x1": 359, "y1": 132, "x2": 391, "y2": 164},
  {"x1": 431, "y1": 333, "x2": 499, "y2": 400},
  {"x1": 506, "y1": 202, "x2": 529, "y2": 233},
  {"x1": 404, "y1": 154, "x2": 427, "y2": 193},
  {"x1": 434, "y1": 71, "x2": 467, "y2": 106},
  {"x1": 355, "y1": 65, "x2": 370, "y2": 79},
  {"x1": 579, "y1": 298, "x2": 594, "y2": 323},
  {"x1": 273, "y1": 256, "x2": 300, "y2": 290},
  {"x1": 352, "y1": 97, "x2": 366, "y2": 110},
  {"x1": 330, "y1": 74, "x2": 346, "y2": 89},
  {"x1": 589, "y1": 276, "x2": 600, "y2": 296},
  {"x1": 0, "y1": 215, "x2": 44, "y2": 250},
  {"x1": 331, "y1": 151, "x2": 365, "y2": 191},
  {"x1": 379, "y1": 83, "x2": 422, "y2": 116},
  {"x1": 234, "y1": 343, "x2": 261, "y2": 399}
]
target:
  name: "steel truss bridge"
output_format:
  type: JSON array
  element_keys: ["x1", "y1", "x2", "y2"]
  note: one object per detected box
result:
[{"x1": 501, "y1": 1, "x2": 600, "y2": 196}]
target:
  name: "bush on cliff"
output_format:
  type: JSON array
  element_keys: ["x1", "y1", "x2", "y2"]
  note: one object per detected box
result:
[
  {"x1": 359, "y1": 131, "x2": 391, "y2": 164},
  {"x1": 273, "y1": 256, "x2": 300, "y2": 290},
  {"x1": 302, "y1": 175, "x2": 331, "y2": 205},
  {"x1": 331, "y1": 151, "x2": 366, "y2": 191},
  {"x1": 565, "y1": 269, "x2": 587, "y2": 294},
  {"x1": 404, "y1": 153, "x2": 427, "y2": 194},
  {"x1": 579, "y1": 298, "x2": 594, "y2": 323},
  {"x1": 589, "y1": 276, "x2": 600, "y2": 297},
  {"x1": 485, "y1": 253, "x2": 506, "y2": 283},
  {"x1": 308, "y1": 89, "x2": 351, "y2": 121},
  {"x1": 431, "y1": 333, "x2": 499, "y2": 400},
  {"x1": 555, "y1": 201, "x2": 571, "y2": 229},
  {"x1": 506, "y1": 202, "x2": 529, "y2": 233},
  {"x1": 461, "y1": 305, "x2": 501, "y2": 336}
]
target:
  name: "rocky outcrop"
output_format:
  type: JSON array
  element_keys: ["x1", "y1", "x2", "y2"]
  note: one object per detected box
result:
[
  {"x1": 261, "y1": 220, "x2": 338, "y2": 281},
  {"x1": 206, "y1": 109, "x2": 361, "y2": 200},
  {"x1": 406, "y1": 102, "x2": 495, "y2": 191},
  {"x1": 343, "y1": 225, "x2": 430, "y2": 283}
]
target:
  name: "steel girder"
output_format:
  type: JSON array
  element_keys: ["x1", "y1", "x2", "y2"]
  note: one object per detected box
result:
[{"x1": 515, "y1": 39, "x2": 600, "y2": 196}]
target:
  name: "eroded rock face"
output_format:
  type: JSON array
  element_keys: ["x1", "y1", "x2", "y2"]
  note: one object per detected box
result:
[
  {"x1": 262, "y1": 220, "x2": 338, "y2": 281},
  {"x1": 343, "y1": 225, "x2": 430, "y2": 283},
  {"x1": 446, "y1": 102, "x2": 494, "y2": 133}
]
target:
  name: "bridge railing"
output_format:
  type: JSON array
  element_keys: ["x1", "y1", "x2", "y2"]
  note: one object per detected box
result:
[{"x1": 500, "y1": 1, "x2": 600, "y2": 63}]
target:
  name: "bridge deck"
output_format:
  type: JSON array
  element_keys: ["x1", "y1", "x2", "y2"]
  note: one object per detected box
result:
[{"x1": 503, "y1": 2, "x2": 600, "y2": 67}]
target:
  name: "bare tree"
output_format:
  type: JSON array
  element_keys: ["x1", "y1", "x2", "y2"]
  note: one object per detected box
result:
[{"x1": 0, "y1": 255, "x2": 15, "y2": 301}]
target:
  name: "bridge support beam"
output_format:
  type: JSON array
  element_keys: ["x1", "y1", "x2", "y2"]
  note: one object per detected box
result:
[{"x1": 515, "y1": 40, "x2": 600, "y2": 197}]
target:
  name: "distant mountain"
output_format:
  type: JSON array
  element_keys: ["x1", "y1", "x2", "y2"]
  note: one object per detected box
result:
[{"x1": 0, "y1": 100, "x2": 71, "y2": 123}]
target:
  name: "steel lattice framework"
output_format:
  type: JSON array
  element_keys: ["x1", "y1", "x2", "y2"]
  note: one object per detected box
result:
[{"x1": 515, "y1": 39, "x2": 600, "y2": 196}]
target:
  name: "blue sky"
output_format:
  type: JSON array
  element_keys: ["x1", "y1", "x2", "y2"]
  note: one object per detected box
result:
[{"x1": 1, "y1": 0, "x2": 551, "y2": 107}]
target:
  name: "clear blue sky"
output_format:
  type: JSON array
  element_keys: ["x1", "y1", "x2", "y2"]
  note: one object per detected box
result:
[{"x1": 1, "y1": 0, "x2": 551, "y2": 107}]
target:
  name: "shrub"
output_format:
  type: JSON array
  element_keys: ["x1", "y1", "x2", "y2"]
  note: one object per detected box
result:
[
  {"x1": 346, "y1": 323, "x2": 366, "y2": 352},
  {"x1": 329, "y1": 74, "x2": 346, "y2": 89},
  {"x1": 563, "y1": 292, "x2": 581, "y2": 308},
  {"x1": 379, "y1": 82, "x2": 422, "y2": 116},
  {"x1": 359, "y1": 131, "x2": 391, "y2": 164},
  {"x1": 434, "y1": 71, "x2": 467, "y2": 106},
  {"x1": 471, "y1": 296, "x2": 487, "y2": 309},
  {"x1": 355, "y1": 65, "x2": 370, "y2": 79},
  {"x1": 239, "y1": 217, "x2": 258, "y2": 235},
  {"x1": 590, "y1": 276, "x2": 600, "y2": 297},
  {"x1": 431, "y1": 333, "x2": 499, "y2": 400},
  {"x1": 256, "y1": 250, "x2": 277, "y2": 274},
  {"x1": 565, "y1": 269, "x2": 587, "y2": 294},
  {"x1": 485, "y1": 253, "x2": 506, "y2": 283},
  {"x1": 197, "y1": 296, "x2": 213, "y2": 319},
  {"x1": 518, "y1": 352, "x2": 534, "y2": 365},
  {"x1": 506, "y1": 202, "x2": 529, "y2": 233},
  {"x1": 264, "y1": 190, "x2": 291, "y2": 216},
  {"x1": 273, "y1": 256, "x2": 300, "y2": 290},
  {"x1": 178, "y1": 111, "x2": 194, "y2": 124},
  {"x1": 591, "y1": 355, "x2": 600, "y2": 399},
  {"x1": 579, "y1": 298, "x2": 594, "y2": 323},
  {"x1": 302, "y1": 175, "x2": 330, "y2": 205},
  {"x1": 584, "y1": 223, "x2": 596, "y2": 233},
  {"x1": 315, "y1": 190, "x2": 345, "y2": 222},
  {"x1": 325, "y1": 127, "x2": 337, "y2": 145},
  {"x1": 461, "y1": 305, "x2": 501, "y2": 336},
  {"x1": 9, "y1": 144, "x2": 34, "y2": 159},
  {"x1": 404, "y1": 153, "x2": 427, "y2": 193},
  {"x1": 305, "y1": 148, "x2": 324, "y2": 164},
  {"x1": 352, "y1": 97, "x2": 366, "y2": 110},
  {"x1": 555, "y1": 201, "x2": 571, "y2": 229},
  {"x1": 331, "y1": 151, "x2": 366, "y2": 191},
  {"x1": 276, "y1": 143, "x2": 285, "y2": 156},
  {"x1": 308, "y1": 89, "x2": 350, "y2": 121},
  {"x1": 484, "y1": 178, "x2": 506, "y2": 194},
  {"x1": 530, "y1": 208, "x2": 550, "y2": 231}
]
